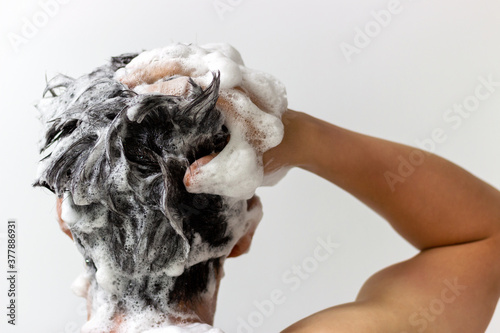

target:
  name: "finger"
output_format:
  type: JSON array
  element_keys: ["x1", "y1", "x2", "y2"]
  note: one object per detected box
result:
[
  {"x1": 237, "y1": 87, "x2": 274, "y2": 116},
  {"x1": 216, "y1": 90, "x2": 267, "y2": 152},
  {"x1": 133, "y1": 76, "x2": 191, "y2": 96},
  {"x1": 119, "y1": 59, "x2": 194, "y2": 89},
  {"x1": 183, "y1": 153, "x2": 218, "y2": 187}
]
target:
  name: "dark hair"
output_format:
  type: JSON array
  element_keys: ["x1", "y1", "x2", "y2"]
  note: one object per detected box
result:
[{"x1": 34, "y1": 54, "x2": 247, "y2": 317}]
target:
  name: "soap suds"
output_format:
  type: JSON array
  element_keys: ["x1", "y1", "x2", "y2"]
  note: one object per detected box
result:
[
  {"x1": 35, "y1": 43, "x2": 287, "y2": 333},
  {"x1": 116, "y1": 43, "x2": 288, "y2": 199},
  {"x1": 143, "y1": 323, "x2": 224, "y2": 333},
  {"x1": 71, "y1": 272, "x2": 91, "y2": 298}
]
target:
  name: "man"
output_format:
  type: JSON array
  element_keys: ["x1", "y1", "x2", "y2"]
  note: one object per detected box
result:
[{"x1": 39, "y1": 46, "x2": 500, "y2": 332}]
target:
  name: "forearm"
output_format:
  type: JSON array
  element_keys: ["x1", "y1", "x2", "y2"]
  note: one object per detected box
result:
[{"x1": 283, "y1": 111, "x2": 500, "y2": 249}]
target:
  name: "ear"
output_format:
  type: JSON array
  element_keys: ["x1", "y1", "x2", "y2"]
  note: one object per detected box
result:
[{"x1": 56, "y1": 197, "x2": 73, "y2": 240}]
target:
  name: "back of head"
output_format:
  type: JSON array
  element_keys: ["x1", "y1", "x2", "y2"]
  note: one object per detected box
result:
[{"x1": 34, "y1": 54, "x2": 253, "y2": 331}]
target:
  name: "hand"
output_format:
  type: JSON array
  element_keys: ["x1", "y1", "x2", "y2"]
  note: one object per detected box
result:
[
  {"x1": 116, "y1": 58, "x2": 194, "y2": 90},
  {"x1": 181, "y1": 109, "x2": 309, "y2": 190},
  {"x1": 117, "y1": 59, "x2": 282, "y2": 153},
  {"x1": 117, "y1": 54, "x2": 293, "y2": 197},
  {"x1": 262, "y1": 109, "x2": 308, "y2": 176}
]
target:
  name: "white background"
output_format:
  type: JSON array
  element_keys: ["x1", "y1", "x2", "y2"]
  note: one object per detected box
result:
[{"x1": 1, "y1": 0, "x2": 499, "y2": 332}]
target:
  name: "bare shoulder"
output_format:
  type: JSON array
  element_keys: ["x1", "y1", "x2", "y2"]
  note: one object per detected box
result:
[
  {"x1": 281, "y1": 301, "x2": 397, "y2": 333},
  {"x1": 283, "y1": 234, "x2": 500, "y2": 333}
]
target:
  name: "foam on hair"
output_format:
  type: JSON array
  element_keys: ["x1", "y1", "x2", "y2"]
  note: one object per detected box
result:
[
  {"x1": 34, "y1": 43, "x2": 286, "y2": 332},
  {"x1": 115, "y1": 43, "x2": 288, "y2": 199}
]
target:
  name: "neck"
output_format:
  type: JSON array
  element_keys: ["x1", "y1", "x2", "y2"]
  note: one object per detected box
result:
[{"x1": 82, "y1": 269, "x2": 222, "y2": 332}]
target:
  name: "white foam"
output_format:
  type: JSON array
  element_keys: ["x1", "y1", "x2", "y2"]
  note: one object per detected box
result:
[
  {"x1": 95, "y1": 265, "x2": 115, "y2": 294},
  {"x1": 116, "y1": 42, "x2": 288, "y2": 200},
  {"x1": 60, "y1": 192, "x2": 81, "y2": 226},
  {"x1": 143, "y1": 323, "x2": 224, "y2": 333},
  {"x1": 70, "y1": 272, "x2": 90, "y2": 298}
]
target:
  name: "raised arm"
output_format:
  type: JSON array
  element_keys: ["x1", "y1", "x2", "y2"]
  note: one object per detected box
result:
[
  {"x1": 269, "y1": 110, "x2": 500, "y2": 250},
  {"x1": 273, "y1": 110, "x2": 500, "y2": 332}
]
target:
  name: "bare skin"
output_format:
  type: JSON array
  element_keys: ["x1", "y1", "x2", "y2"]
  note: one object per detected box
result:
[
  {"x1": 270, "y1": 111, "x2": 500, "y2": 332},
  {"x1": 115, "y1": 62, "x2": 500, "y2": 331}
]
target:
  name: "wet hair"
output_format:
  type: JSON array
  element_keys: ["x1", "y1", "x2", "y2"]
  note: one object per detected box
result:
[{"x1": 33, "y1": 54, "x2": 247, "y2": 317}]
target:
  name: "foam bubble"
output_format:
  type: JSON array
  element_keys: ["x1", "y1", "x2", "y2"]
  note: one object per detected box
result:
[
  {"x1": 95, "y1": 265, "x2": 115, "y2": 294},
  {"x1": 143, "y1": 323, "x2": 224, "y2": 333},
  {"x1": 70, "y1": 272, "x2": 90, "y2": 298},
  {"x1": 116, "y1": 42, "x2": 288, "y2": 200},
  {"x1": 60, "y1": 192, "x2": 81, "y2": 225}
]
